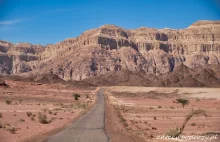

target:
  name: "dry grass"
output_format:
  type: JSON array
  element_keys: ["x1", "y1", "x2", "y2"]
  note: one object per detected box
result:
[
  {"x1": 166, "y1": 128, "x2": 180, "y2": 137},
  {"x1": 3, "y1": 123, "x2": 17, "y2": 134},
  {"x1": 170, "y1": 106, "x2": 175, "y2": 109},
  {"x1": 31, "y1": 117, "x2": 35, "y2": 121},
  {"x1": 166, "y1": 109, "x2": 207, "y2": 137},
  {"x1": 43, "y1": 108, "x2": 49, "y2": 112},
  {"x1": 116, "y1": 107, "x2": 128, "y2": 127},
  {"x1": 26, "y1": 112, "x2": 32, "y2": 117},
  {"x1": 19, "y1": 119, "x2": 25, "y2": 122},
  {"x1": 38, "y1": 112, "x2": 52, "y2": 124},
  {"x1": 8, "y1": 127, "x2": 17, "y2": 134},
  {"x1": 48, "y1": 110, "x2": 53, "y2": 114}
]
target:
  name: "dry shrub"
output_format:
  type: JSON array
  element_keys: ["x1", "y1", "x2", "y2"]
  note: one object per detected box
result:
[
  {"x1": 43, "y1": 108, "x2": 48, "y2": 112},
  {"x1": 5, "y1": 99, "x2": 12, "y2": 105},
  {"x1": 170, "y1": 106, "x2": 175, "y2": 109},
  {"x1": 48, "y1": 110, "x2": 53, "y2": 114},
  {"x1": 38, "y1": 112, "x2": 52, "y2": 124},
  {"x1": 31, "y1": 117, "x2": 35, "y2": 121},
  {"x1": 26, "y1": 112, "x2": 32, "y2": 117},
  {"x1": 166, "y1": 109, "x2": 207, "y2": 137},
  {"x1": 8, "y1": 127, "x2": 17, "y2": 134},
  {"x1": 19, "y1": 119, "x2": 25, "y2": 122},
  {"x1": 0, "y1": 121, "x2": 3, "y2": 128}
]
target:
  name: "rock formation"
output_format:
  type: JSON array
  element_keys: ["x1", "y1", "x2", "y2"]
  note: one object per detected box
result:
[
  {"x1": 0, "y1": 41, "x2": 44, "y2": 74},
  {"x1": 0, "y1": 20, "x2": 220, "y2": 82}
]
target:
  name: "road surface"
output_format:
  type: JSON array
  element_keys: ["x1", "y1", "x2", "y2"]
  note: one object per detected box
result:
[{"x1": 47, "y1": 88, "x2": 109, "y2": 142}]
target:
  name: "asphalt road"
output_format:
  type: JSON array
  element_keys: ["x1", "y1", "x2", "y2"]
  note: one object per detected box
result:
[{"x1": 47, "y1": 88, "x2": 109, "y2": 142}]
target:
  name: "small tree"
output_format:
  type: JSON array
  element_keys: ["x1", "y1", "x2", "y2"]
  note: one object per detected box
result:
[
  {"x1": 176, "y1": 98, "x2": 189, "y2": 108},
  {"x1": 73, "y1": 94, "x2": 80, "y2": 100}
]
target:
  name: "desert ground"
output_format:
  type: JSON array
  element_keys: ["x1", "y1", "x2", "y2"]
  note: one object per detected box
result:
[
  {"x1": 105, "y1": 86, "x2": 220, "y2": 142},
  {"x1": 0, "y1": 80, "x2": 96, "y2": 142},
  {"x1": 1, "y1": 79, "x2": 220, "y2": 142}
]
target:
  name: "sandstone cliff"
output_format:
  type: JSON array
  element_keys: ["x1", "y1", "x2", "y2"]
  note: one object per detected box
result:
[
  {"x1": 0, "y1": 41, "x2": 45, "y2": 74},
  {"x1": 0, "y1": 20, "x2": 220, "y2": 82}
]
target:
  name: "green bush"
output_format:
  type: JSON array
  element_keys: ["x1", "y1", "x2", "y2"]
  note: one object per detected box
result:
[
  {"x1": 5, "y1": 99, "x2": 12, "y2": 105},
  {"x1": 176, "y1": 98, "x2": 189, "y2": 108},
  {"x1": 73, "y1": 94, "x2": 81, "y2": 100}
]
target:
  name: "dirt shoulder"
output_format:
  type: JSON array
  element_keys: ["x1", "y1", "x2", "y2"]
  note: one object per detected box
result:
[{"x1": 104, "y1": 90, "x2": 146, "y2": 142}]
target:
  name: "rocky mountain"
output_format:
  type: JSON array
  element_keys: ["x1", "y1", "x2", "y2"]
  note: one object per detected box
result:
[
  {"x1": 0, "y1": 20, "x2": 220, "y2": 85},
  {"x1": 0, "y1": 41, "x2": 45, "y2": 74},
  {"x1": 83, "y1": 64, "x2": 220, "y2": 87}
]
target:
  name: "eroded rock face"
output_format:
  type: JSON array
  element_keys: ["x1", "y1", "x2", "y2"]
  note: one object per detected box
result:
[
  {"x1": 0, "y1": 41, "x2": 45, "y2": 74},
  {"x1": 0, "y1": 20, "x2": 220, "y2": 80}
]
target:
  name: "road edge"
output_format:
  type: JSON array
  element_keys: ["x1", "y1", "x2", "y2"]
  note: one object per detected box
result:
[{"x1": 104, "y1": 89, "x2": 146, "y2": 142}]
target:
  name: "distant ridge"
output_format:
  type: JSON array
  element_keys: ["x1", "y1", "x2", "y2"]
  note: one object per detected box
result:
[{"x1": 0, "y1": 20, "x2": 220, "y2": 87}]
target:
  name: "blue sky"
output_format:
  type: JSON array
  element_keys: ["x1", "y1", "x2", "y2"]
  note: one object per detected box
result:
[{"x1": 0, "y1": 0, "x2": 220, "y2": 45}]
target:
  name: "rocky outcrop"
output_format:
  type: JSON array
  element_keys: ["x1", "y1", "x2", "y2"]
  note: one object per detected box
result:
[
  {"x1": 0, "y1": 20, "x2": 220, "y2": 81},
  {"x1": 0, "y1": 41, "x2": 45, "y2": 74}
]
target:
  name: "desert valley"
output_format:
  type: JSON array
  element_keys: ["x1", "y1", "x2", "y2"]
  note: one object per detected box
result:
[{"x1": 0, "y1": 20, "x2": 220, "y2": 142}]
